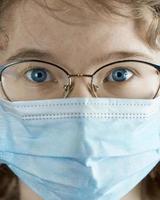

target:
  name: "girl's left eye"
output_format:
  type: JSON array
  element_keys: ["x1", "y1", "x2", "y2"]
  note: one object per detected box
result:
[
  {"x1": 106, "y1": 68, "x2": 134, "y2": 82},
  {"x1": 25, "y1": 68, "x2": 52, "y2": 83}
]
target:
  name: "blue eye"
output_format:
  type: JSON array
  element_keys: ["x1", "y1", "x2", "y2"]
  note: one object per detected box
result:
[
  {"x1": 26, "y1": 68, "x2": 52, "y2": 83},
  {"x1": 107, "y1": 68, "x2": 133, "y2": 82}
]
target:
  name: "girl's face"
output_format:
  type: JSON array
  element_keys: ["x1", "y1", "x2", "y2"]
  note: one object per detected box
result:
[
  {"x1": 0, "y1": 0, "x2": 159, "y2": 199},
  {"x1": 1, "y1": 0, "x2": 160, "y2": 99}
]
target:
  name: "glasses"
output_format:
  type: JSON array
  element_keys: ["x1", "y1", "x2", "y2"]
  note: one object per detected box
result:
[{"x1": 0, "y1": 59, "x2": 160, "y2": 101}]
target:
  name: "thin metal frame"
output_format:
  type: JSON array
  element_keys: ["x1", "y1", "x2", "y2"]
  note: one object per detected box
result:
[{"x1": 0, "y1": 59, "x2": 160, "y2": 99}]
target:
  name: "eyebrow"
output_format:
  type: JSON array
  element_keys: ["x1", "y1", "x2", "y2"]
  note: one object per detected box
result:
[
  {"x1": 91, "y1": 51, "x2": 153, "y2": 66},
  {"x1": 6, "y1": 48, "x2": 153, "y2": 65},
  {"x1": 6, "y1": 48, "x2": 57, "y2": 63}
]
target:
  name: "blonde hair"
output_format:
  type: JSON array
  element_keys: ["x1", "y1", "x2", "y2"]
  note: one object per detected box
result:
[
  {"x1": 0, "y1": 0, "x2": 160, "y2": 199},
  {"x1": 86, "y1": 0, "x2": 160, "y2": 48}
]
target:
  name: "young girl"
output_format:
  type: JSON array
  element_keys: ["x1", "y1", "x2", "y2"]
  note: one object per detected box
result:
[{"x1": 0, "y1": 0, "x2": 160, "y2": 199}]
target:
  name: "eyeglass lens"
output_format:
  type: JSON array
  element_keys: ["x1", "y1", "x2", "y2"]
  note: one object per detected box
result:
[{"x1": 1, "y1": 60, "x2": 160, "y2": 101}]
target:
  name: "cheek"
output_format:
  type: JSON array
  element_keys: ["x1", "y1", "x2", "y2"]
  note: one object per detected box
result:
[{"x1": 0, "y1": 83, "x2": 7, "y2": 100}]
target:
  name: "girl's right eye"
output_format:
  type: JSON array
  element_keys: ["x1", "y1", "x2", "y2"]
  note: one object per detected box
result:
[{"x1": 25, "y1": 68, "x2": 52, "y2": 83}]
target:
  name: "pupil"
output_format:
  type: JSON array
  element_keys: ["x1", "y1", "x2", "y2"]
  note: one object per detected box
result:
[
  {"x1": 31, "y1": 69, "x2": 47, "y2": 82},
  {"x1": 117, "y1": 72, "x2": 122, "y2": 77},
  {"x1": 112, "y1": 69, "x2": 127, "y2": 81}
]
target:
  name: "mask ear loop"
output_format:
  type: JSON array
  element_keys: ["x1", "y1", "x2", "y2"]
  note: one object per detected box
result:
[{"x1": 153, "y1": 71, "x2": 160, "y2": 99}]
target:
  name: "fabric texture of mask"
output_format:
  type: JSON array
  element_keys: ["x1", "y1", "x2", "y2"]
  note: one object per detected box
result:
[{"x1": 0, "y1": 97, "x2": 160, "y2": 200}]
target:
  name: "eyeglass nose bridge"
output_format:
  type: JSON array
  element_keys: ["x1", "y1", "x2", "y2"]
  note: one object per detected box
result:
[
  {"x1": 64, "y1": 73, "x2": 98, "y2": 98},
  {"x1": 69, "y1": 73, "x2": 92, "y2": 78}
]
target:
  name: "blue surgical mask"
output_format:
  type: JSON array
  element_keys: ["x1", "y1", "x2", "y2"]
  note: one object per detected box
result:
[{"x1": 0, "y1": 97, "x2": 160, "y2": 200}]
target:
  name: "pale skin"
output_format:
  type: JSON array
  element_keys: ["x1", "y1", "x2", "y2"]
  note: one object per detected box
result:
[{"x1": 0, "y1": 0, "x2": 160, "y2": 199}]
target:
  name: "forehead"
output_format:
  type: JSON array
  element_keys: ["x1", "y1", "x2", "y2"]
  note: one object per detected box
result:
[{"x1": 2, "y1": 0, "x2": 158, "y2": 71}]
